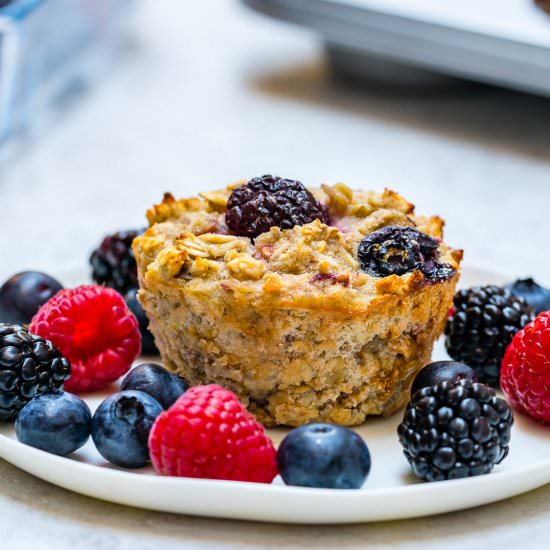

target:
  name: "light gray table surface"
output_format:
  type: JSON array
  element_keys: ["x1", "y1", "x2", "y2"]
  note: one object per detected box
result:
[{"x1": 0, "y1": 1, "x2": 549, "y2": 548}]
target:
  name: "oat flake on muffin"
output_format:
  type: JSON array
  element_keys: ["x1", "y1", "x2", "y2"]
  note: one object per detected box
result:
[{"x1": 133, "y1": 177, "x2": 462, "y2": 427}]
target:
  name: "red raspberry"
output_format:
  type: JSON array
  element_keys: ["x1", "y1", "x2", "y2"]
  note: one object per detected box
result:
[
  {"x1": 501, "y1": 311, "x2": 550, "y2": 423},
  {"x1": 149, "y1": 385, "x2": 278, "y2": 483},
  {"x1": 30, "y1": 285, "x2": 141, "y2": 392}
]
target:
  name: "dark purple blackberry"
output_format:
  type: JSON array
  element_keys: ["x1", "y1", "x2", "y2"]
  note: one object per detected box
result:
[
  {"x1": 445, "y1": 285, "x2": 534, "y2": 387},
  {"x1": 505, "y1": 278, "x2": 550, "y2": 315},
  {"x1": 398, "y1": 379, "x2": 513, "y2": 482},
  {"x1": 0, "y1": 323, "x2": 71, "y2": 421},
  {"x1": 225, "y1": 175, "x2": 330, "y2": 239},
  {"x1": 357, "y1": 225, "x2": 455, "y2": 281},
  {"x1": 410, "y1": 361, "x2": 477, "y2": 397},
  {"x1": 90, "y1": 229, "x2": 143, "y2": 294}
]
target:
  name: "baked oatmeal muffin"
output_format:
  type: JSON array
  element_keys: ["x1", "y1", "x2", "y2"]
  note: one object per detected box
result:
[{"x1": 134, "y1": 176, "x2": 462, "y2": 427}]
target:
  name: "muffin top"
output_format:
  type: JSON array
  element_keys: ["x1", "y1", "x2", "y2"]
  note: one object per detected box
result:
[{"x1": 134, "y1": 176, "x2": 462, "y2": 314}]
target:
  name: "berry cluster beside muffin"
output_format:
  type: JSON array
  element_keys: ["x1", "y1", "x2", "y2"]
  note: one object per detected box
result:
[{"x1": 133, "y1": 176, "x2": 462, "y2": 427}]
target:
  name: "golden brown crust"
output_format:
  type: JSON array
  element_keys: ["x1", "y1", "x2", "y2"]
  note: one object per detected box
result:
[{"x1": 134, "y1": 182, "x2": 462, "y2": 426}]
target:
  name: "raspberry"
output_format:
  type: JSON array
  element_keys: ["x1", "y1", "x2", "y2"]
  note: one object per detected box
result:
[
  {"x1": 149, "y1": 384, "x2": 278, "y2": 483},
  {"x1": 501, "y1": 311, "x2": 550, "y2": 423},
  {"x1": 29, "y1": 286, "x2": 141, "y2": 392},
  {"x1": 226, "y1": 175, "x2": 330, "y2": 239}
]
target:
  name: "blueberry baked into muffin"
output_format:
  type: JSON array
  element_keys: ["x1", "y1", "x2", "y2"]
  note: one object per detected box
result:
[{"x1": 133, "y1": 176, "x2": 462, "y2": 427}]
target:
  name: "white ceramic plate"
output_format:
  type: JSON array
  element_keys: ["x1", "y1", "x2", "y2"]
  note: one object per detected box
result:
[{"x1": 0, "y1": 262, "x2": 549, "y2": 524}]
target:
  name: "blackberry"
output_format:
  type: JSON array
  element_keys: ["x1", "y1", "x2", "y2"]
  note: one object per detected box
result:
[
  {"x1": 225, "y1": 175, "x2": 330, "y2": 239},
  {"x1": 0, "y1": 323, "x2": 71, "y2": 421},
  {"x1": 357, "y1": 225, "x2": 455, "y2": 281},
  {"x1": 90, "y1": 229, "x2": 143, "y2": 294},
  {"x1": 445, "y1": 285, "x2": 534, "y2": 387},
  {"x1": 397, "y1": 379, "x2": 513, "y2": 482}
]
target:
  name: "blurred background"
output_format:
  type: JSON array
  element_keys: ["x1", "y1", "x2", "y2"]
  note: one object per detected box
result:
[{"x1": 1, "y1": 0, "x2": 549, "y2": 281}]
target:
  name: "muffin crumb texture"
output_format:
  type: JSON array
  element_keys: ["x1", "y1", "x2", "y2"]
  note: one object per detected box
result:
[{"x1": 134, "y1": 181, "x2": 462, "y2": 426}]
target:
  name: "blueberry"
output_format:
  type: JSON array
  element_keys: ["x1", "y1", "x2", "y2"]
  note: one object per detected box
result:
[
  {"x1": 411, "y1": 361, "x2": 477, "y2": 397},
  {"x1": 15, "y1": 392, "x2": 91, "y2": 456},
  {"x1": 276, "y1": 422, "x2": 371, "y2": 489},
  {"x1": 0, "y1": 272, "x2": 63, "y2": 324},
  {"x1": 357, "y1": 226, "x2": 455, "y2": 282},
  {"x1": 91, "y1": 390, "x2": 162, "y2": 468},
  {"x1": 506, "y1": 278, "x2": 550, "y2": 315},
  {"x1": 124, "y1": 288, "x2": 158, "y2": 355},
  {"x1": 120, "y1": 363, "x2": 187, "y2": 409}
]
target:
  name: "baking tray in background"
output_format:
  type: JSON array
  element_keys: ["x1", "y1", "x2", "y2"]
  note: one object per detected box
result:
[{"x1": 244, "y1": 0, "x2": 550, "y2": 95}]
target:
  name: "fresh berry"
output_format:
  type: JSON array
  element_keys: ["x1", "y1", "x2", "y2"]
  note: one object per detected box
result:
[
  {"x1": 90, "y1": 229, "x2": 143, "y2": 294},
  {"x1": 357, "y1": 226, "x2": 455, "y2": 281},
  {"x1": 445, "y1": 285, "x2": 534, "y2": 387},
  {"x1": 398, "y1": 379, "x2": 513, "y2": 481},
  {"x1": 226, "y1": 175, "x2": 330, "y2": 239},
  {"x1": 120, "y1": 363, "x2": 187, "y2": 409},
  {"x1": 506, "y1": 278, "x2": 550, "y2": 315},
  {"x1": 411, "y1": 361, "x2": 477, "y2": 397},
  {"x1": 124, "y1": 288, "x2": 158, "y2": 355},
  {"x1": 92, "y1": 390, "x2": 162, "y2": 468},
  {"x1": 276, "y1": 423, "x2": 371, "y2": 489},
  {"x1": 0, "y1": 323, "x2": 70, "y2": 421},
  {"x1": 30, "y1": 285, "x2": 141, "y2": 392},
  {"x1": 501, "y1": 311, "x2": 550, "y2": 423},
  {"x1": 0, "y1": 271, "x2": 63, "y2": 324},
  {"x1": 16, "y1": 391, "x2": 91, "y2": 455},
  {"x1": 149, "y1": 384, "x2": 277, "y2": 483}
]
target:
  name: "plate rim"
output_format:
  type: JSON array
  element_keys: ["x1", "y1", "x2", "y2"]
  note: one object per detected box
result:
[{"x1": 0, "y1": 429, "x2": 549, "y2": 523}]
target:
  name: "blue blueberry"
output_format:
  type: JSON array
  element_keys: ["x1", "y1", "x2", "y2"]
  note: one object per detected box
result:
[
  {"x1": 15, "y1": 391, "x2": 91, "y2": 456},
  {"x1": 506, "y1": 278, "x2": 550, "y2": 315},
  {"x1": 411, "y1": 361, "x2": 477, "y2": 397},
  {"x1": 120, "y1": 363, "x2": 187, "y2": 409},
  {"x1": 276, "y1": 423, "x2": 371, "y2": 489},
  {"x1": 91, "y1": 390, "x2": 162, "y2": 468},
  {"x1": 0, "y1": 271, "x2": 63, "y2": 324},
  {"x1": 124, "y1": 288, "x2": 158, "y2": 355}
]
